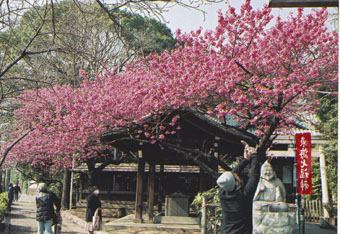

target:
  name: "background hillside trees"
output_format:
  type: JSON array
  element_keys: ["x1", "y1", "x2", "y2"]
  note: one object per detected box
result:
[
  {"x1": 0, "y1": 0, "x2": 214, "y2": 97},
  {"x1": 1, "y1": 1, "x2": 177, "y2": 89}
]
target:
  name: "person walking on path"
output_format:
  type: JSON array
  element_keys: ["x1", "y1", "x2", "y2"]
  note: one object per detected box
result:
[
  {"x1": 13, "y1": 183, "x2": 21, "y2": 201},
  {"x1": 36, "y1": 183, "x2": 61, "y2": 234},
  {"x1": 7, "y1": 183, "x2": 14, "y2": 210},
  {"x1": 216, "y1": 142, "x2": 260, "y2": 234},
  {"x1": 85, "y1": 186, "x2": 102, "y2": 234}
]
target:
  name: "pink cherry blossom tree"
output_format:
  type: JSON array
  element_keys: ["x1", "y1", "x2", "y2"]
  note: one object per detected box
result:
[{"x1": 5, "y1": 1, "x2": 338, "y2": 179}]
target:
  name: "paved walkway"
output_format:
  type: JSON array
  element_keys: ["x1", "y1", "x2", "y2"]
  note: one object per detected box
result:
[
  {"x1": 2, "y1": 194, "x2": 338, "y2": 234},
  {"x1": 304, "y1": 222, "x2": 338, "y2": 234},
  {"x1": 4, "y1": 194, "x2": 86, "y2": 234}
]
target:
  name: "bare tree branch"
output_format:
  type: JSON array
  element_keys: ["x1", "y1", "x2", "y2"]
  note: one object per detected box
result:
[{"x1": 0, "y1": 21, "x2": 45, "y2": 79}]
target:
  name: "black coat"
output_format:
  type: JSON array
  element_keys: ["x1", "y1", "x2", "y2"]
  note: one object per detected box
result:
[
  {"x1": 85, "y1": 193, "x2": 102, "y2": 222},
  {"x1": 13, "y1": 185, "x2": 21, "y2": 194},
  {"x1": 219, "y1": 153, "x2": 260, "y2": 234},
  {"x1": 36, "y1": 191, "x2": 61, "y2": 222}
]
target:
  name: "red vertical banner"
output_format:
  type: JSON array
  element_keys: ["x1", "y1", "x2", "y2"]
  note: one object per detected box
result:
[{"x1": 295, "y1": 132, "x2": 313, "y2": 195}]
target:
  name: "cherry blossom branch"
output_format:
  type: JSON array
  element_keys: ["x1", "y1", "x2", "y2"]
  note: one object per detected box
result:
[{"x1": 0, "y1": 128, "x2": 35, "y2": 168}]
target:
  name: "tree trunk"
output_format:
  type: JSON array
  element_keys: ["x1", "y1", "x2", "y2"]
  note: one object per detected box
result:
[
  {"x1": 61, "y1": 169, "x2": 71, "y2": 209},
  {"x1": 0, "y1": 170, "x2": 3, "y2": 193},
  {"x1": 88, "y1": 170, "x2": 98, "y2": 187},
  {"x1": 2, "y1": 170, "x2": 7, "y2": 192},
  {"x1": 257, "y1": 117, "x2": 280, "y2": 161},
  {"x1": 86, "y1": 159, "x2": 98, "y2": 187},
  {"x1": 5, "y1": 169, "x2": 11, "y2": 190}
]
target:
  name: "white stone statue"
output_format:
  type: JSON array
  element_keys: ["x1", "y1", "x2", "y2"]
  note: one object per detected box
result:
[
  {"x1": 253, "y1": 161, "x2": 287, "y2": 210},
  {"x1": 252, "y1": 161, "x2": 297, "y2": 234}
]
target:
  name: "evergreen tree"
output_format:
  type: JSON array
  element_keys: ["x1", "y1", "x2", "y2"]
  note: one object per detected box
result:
[{"x1": 316, "y1": 93, "x2": 338, "y2": 202}]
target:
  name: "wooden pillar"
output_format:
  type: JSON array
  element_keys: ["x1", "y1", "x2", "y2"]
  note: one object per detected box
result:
[
  {"x1": 135, "y1": 150, "x2": 145, "y2": 222},
  {"x1": 79, "y1": 175, "x2": 83, "y2": 200},
  {"x1": 157, "y1": 164, "x2": 164, "y2": 213},
  {"x1": 211, "y1": 138, "x2": 220, "y2": 187},
  {"x1": 201, "y1": 195, "x2": 207, "y2": 234},
  {"x1": 212, "y1": 151, "x2": 219, "y2": 186},
  {"x1": 147, "y1": 164, "x2": 155, "y2": 222},
  {"x1": 319, "y1": 146, "x2": 330, "y2": 219},
  {"x1": 199, "y1": 168, "x2": 205, "y2": 192}
]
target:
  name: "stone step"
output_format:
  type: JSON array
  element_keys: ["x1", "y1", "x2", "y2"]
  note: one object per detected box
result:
[
  {"x1": 76, "y1": 200, "x2": 136, "y2": 209},
  {"x1": 77, "y1": 199, "x2": 135, "y2": 204},
  {"x1": 76, "y1": 200, "x2": 160, "y2": 212},
  {"x1": 154, "y1": 216, "x2": 200, "y2": 225},
  {"x1": 71, "y1": 208, "x2": 132, "y2": 214},
  {"x1": 71, "y1": 205, "x2": 135, "y2": 219},
  {"x1": 105, "y1": 214, "x2": 200, "y2": 233},
  {"x1": 75, "y1": 204, "x2": 140, "y2": 212}
]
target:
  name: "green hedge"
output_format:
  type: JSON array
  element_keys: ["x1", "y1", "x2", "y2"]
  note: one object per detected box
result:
[
  {"x1": 0, "y1": 193, "x2": 8, "y2": 222},
  {"x1": 192, "y1": 187, "x2": 222, "y2": 233}
]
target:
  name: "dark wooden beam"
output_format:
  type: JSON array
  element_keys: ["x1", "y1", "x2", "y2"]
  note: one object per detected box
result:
[
  {"x1": 157, "y1": 164, "x2": 164, "y2": 213},
  {"x1": 268, "y1": 0, "x2": 338, "y2": 7},
  {"x1": 147, "y1": 164, "x2": 155, "y2": 222},
  {"x1": 135, "y1": 151, "x2": 145, "y2": 222},
  {"x1": 199, "y1": 168, "x2": 206, "y2": 192}
]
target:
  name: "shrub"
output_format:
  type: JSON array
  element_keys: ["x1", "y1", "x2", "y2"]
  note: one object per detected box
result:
[
  {"x1": 0, "y1": 193, "x2": 8, "y2": 222},
  {"x1": 192, "y1": 187, "x2": 221, "y2": 233}
]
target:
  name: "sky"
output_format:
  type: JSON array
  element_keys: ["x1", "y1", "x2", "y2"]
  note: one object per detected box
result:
[{"x1": 161, "y1": 0, "x2": 334, "y2": 33}]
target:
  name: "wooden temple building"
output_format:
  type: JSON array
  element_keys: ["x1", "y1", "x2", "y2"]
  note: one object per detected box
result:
[{"x1": 75, "y1": 109, "x2": 258, "y2": 223}]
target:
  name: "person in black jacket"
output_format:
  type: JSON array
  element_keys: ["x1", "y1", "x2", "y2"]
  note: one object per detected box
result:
[
  {"x1": 13, "y1": 183, "x2": 21, "y2": 201},
  {"x1": 36, "y1": 183, "x2": 61, "y2": 234},
  {"x1": 217, "y1": 142, "x2": 260, "y2": 234},
  {"x1": 85, "y1": 186, "x2": 102, "y2": 234}
]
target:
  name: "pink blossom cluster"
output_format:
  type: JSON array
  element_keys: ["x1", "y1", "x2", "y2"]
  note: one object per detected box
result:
[{"x1": 5, "y1": 1, "x2": 338, "y2": 170}]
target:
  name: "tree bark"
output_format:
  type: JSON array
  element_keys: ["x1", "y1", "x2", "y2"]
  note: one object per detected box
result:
[
  {"x1": 5, "y1": 169, "x2": 11, "y2": 190},
  {"x1": 61, "y1": 169, "x2": 71, "y2": 209},
  {"x1": 2, "y1": 170, "x2": 7, "y2": 192},
  {"x1": 257, "y1": 117, "x2": 280, "y2": 161},
  {"x1": 86, "y1": 159, "x2": 98, "y2": 187},
  {"x1": 0, "y1": 170, "x2": 3, "y2": 193}
]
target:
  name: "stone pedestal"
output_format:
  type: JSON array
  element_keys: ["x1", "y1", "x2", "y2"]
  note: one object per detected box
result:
[{"x1": 253, "y1": 201, "x2": 297, "y2": 234}]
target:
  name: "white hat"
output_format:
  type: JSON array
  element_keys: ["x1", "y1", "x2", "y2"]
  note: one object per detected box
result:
[
  {"x1": 216, "y1": 172, "x2": 235, "y2": 192},
  {"x1": 37, "y1": 183, "x2": 47, "y2": 192}
]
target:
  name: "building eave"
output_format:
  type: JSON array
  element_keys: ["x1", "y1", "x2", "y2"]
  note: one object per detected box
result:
[{"x1": 268, "y1": 0, "x2": 339, "y2": 7}]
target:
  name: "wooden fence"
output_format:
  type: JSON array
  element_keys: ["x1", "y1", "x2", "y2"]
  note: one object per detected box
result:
[
  {"x1": 301, "y1": 199, "x2": 322, "y2": 223},
  {"x1": 200, "y1": 196, "x2": 221, "y2": 234}
]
